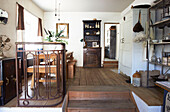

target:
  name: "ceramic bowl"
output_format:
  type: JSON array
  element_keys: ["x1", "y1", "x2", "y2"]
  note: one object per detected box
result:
[{"x1": 152, "y1": 40, "x2": 158, "y2": 43}]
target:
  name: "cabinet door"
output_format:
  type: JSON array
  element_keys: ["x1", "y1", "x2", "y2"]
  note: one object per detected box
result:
[
  {"x1": 83, "y1": 48, "x2": 101, "y2": 67},
  {"x1": 3, "y1": 59, "x2": 16, "y2": 103}
]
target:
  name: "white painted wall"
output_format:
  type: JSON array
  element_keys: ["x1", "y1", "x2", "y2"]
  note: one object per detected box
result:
[
  {"x1": 132, "y1": 9, "x2": 148, "y2": 74},
  {"x1": 44, "y1": 12, "x2": 121, "y2": 66},
  {"x1": 119, "y1": 10, "x2": 133, "y2": 77},
  {"x1": 119, "y1": 8, "x2": 155, "y2": 81},
  {"x1": 0, "y1": 0, "x2": 44, "y2": 57}
]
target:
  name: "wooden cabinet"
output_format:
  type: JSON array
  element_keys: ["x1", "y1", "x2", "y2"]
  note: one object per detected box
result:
[
  {"x1": 83, "y1": 48, "x2": 101, "y2": 67},
  {"x1": 83, "y1": 20, "x2": 101, "y2": 67},
  {"x1": 0, "y1": 58, "x2": 21, "y2": 105}
]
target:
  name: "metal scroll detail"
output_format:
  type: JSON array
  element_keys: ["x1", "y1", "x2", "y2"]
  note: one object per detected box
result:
[{"x1": 15, "y1": 42, "x2": 66, "y2": 107}]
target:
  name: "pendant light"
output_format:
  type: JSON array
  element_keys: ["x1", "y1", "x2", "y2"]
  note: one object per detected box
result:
[
  {"x1": 55, "y1": 0, "x2": 61, "y2": 21},
  {"x1": 58, "y1": 3, "x2": 60, "y2": 21},
  {"x1": 55, "y1": 0, "x2": 57, "y2": 16}
]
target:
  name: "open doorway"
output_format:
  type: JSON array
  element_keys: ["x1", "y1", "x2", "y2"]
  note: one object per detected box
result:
[{"x1": 104, "y1": 23, "x2": 119, "y2": 62}]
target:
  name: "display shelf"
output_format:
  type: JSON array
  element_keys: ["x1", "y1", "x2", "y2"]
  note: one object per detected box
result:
[
  {"x1": 85, "y1": 40, "x2": 100, "y2": 42},
  {"x1": 149, "y1": 0, "x2": 170, "y2": 9},
  {"x1": 147, "y1": 0, "x2": 170, "y2": 88},
  {"x1": 85, "y1": 35, "x2": 100, "y2": 36},
  {"x1": 83, "y1": 20, "x2": 101, "y2": 68},
  {"x1": 150, "y1": 18, "x2": 170, "y2": 27},
  {"x1": 84, "y1": 28, "x2": 100, "y2": 30},
  {"x1": 83, "y1": 47, "x2": 101, "y2": 49},
  {"x1": 150, "y1": 42, "x2": 170, "y2": 45},
  {"x1": 149, "y1": 61, "x2": 170, "y2": 67}
]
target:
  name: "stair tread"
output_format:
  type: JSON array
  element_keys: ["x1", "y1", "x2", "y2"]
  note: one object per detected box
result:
[
  {"x1": 103, "y1": 63, "x2": 118, "y2": 68},
  {"x1": 68, "y1": 86, "x2": 130, "y2": 92},
  {"x1": 103, "y1": 61, "x2": 118, "y2": 63},
  {"x1": 103, "y1": 64, "x2": 118, "y2": 65},
  {"x1": 103, "y1": 64, "x2": 118, "y2": 67},
  {"x1": 68, "y1": 100, "x2": 135, "y2": 109}
]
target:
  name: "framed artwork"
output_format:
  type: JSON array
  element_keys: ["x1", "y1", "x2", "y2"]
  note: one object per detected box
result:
[
  {"x1": 92, "y1": 42, "x2": 98, "y2": 47},
  {"x1": 56, "y1": 23, "x2": 69, "y2": 39}
]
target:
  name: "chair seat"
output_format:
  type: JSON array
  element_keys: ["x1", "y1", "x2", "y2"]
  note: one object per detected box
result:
[
  {"x1": 40, "y1": 59, "x2": 54, "y2": 65},
  {"x1": 27, "y1": 65, "x2": 57, "y2": 74}
]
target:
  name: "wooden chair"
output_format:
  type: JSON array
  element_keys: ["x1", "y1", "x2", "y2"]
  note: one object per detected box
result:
[{"x1": 27, "y1": 53, "x2": 61, "y2": 89}]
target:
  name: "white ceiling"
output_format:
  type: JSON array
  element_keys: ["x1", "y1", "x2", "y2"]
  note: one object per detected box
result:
[{"x1": 32, "y1": 0, "x2": 135, "y2": 12}]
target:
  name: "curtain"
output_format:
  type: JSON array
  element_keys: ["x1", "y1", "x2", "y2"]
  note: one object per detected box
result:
[
  {"x1": 16, "y1": 4, "x2": 25, "y2": 60},
  {"x1": 37, "y1": 18, "x2": 43, "y2": 52},
  {"x1": 38, "y1": 18, "x2": 43, "y2": 37},
  {"x1": 17, "y1": 4, "x2": 25, "y2": 43}
]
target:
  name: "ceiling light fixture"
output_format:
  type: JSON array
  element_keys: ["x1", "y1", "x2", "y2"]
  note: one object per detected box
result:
[
  {"x1": 55, "y1": 0, "x2": 57, "y2": 16},
  {"x1": 58, "y1": 3, "x2": 60, "y2": 21},
  {"x1": 55, "y1": 0, "x2": 61, "y2": 21}
]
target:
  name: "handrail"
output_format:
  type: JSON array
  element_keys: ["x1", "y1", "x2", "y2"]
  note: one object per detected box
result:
[{"x1": 15, "y1": 42, "x2": 66, "y2": 107}]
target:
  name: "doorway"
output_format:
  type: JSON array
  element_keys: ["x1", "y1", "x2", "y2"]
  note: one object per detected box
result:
[{"x1": 104, "y1": 23, "x2": 119, "y2": 61}]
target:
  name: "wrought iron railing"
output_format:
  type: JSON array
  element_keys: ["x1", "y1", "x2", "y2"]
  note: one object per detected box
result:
[{"x1": 15, "y1": 42, "x2": 66, "y2": 107}]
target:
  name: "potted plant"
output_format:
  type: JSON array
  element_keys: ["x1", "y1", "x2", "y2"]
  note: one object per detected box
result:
[{"x1": 44, "y1": 29, "x2": 68, "y2": 44}]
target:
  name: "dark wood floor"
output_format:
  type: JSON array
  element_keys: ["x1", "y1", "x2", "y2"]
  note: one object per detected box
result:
[
  {"x1": 3, "y1": 67, "x2": 164, "y2": 107},
  {"x1": 67, "y1": 68, "x2": 164, "y2": 106}
]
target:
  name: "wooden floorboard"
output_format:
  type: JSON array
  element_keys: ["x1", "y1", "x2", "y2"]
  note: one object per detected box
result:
[
  {"x1": 68, "y1": 100, "x2": 135, "y2": 109},
  {"x1": 3, "y1": 67, "x2": 163, "y2": 107},
  {"x1": 68, "y1": 68, "x2": 164, "y2": 106}
]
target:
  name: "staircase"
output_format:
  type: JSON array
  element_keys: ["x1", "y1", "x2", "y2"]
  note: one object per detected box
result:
[
  {"x1": 103, "y1": 60, "x2": 118, "y2": 68},
  {"x1": 66, "y1": 86, "x2": 137, "y2": 112}
]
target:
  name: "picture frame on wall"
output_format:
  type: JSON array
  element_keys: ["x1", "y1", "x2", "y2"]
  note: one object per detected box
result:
[{"x1": 56, "y1": 23, "x2": 69, "y2": 39}]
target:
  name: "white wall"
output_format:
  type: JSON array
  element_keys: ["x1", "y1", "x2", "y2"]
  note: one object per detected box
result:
[
  {"x1": 131, "y1": 9, "x2": 148, "y2": 74},
  {"x1": 119, "y1": 8, "x2": 155, "y2": 80},
  {"x1": 44, "y1": 12, "x2": 121, "y2": 66},
  {"x1": 119, "y1": 10, "x2": 133, "y2": 77},
  {"x1": 0, "y1": 0, "x2": 44, "y2": 57}
]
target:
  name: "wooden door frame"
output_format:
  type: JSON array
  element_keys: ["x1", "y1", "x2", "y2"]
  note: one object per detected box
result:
[{"x1": 103, "y1": 22, "x2": 119, "y2": 61}]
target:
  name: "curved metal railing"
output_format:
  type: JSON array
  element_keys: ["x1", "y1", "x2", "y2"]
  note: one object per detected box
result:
[{"x1": 15, "y1": 42, "x2": 66, "y2": 107}]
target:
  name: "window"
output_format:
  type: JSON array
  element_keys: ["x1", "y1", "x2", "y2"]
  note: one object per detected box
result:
[{"x1": 24, "y1": 10, "x2": 42, "y2": 50}]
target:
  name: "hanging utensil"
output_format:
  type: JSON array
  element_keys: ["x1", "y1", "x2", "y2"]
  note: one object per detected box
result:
[{"x1": 133, "y1": 10, "x2": 144, "y2": 32}]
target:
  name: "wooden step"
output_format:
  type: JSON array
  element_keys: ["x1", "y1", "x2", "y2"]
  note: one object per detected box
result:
[
  {"x1": 103, "y1": 61, "x2": 118, "y2": 64},
  {"x1": 67, "y1": 100, "x2": 136, "y2": 112},
  {"x1": 103, "y1": 61, "x2": 118, "y2": 68},
  {"x1": 103, "y1": 64, "x2": 118, "y2": 68},
  {"x1": 67, "y1": 86, "x2": 137, "y2": 112},
  {"x1": 68, "y1": 86, "x2": 131, "y2": 100}
]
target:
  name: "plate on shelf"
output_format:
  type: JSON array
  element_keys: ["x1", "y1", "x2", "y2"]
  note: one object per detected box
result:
[{"x1": 162, "y1": 16, "x2": 170, "y2": 21}]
